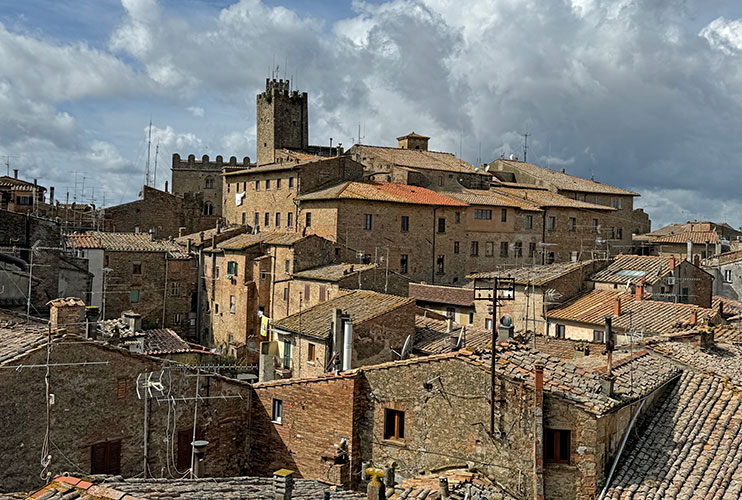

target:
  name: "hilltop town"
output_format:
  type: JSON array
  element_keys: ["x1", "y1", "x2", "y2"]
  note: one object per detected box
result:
[{"x1": 3, "y1": 78, "x2": 742, "y2": 500}]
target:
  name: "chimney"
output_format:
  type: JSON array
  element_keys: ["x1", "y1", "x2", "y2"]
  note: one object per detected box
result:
[
  {"x1": 690, "y1": 310, "x2": 698, "y2": 326},
  {"x1": 200, "y1": 231, "x2": 205, "y2": 243},
  {"x1": 446, "y1": 316, "x2": 453, "y2": 333},
  {"x1": 192, "y1": 440, "x2": 209, "y2": 478},
  {"x1": 439, "y1": 477, "x2": 450, "y2": 500},
  {"x1": 179, "y1": 227, "x2": 186, "y2": 238},
  {"x1": 123, "y1": 311, "x2": 143, "y2": 333},
  {"x1": 719, "y1": 301, "x2": 724, "y2": 317},
  {"x1": 614, "y1": 297, "x2": 621, "y2": 316},
  {"x1": 85, "y1": 306, "x2": 100, "y2": 340},
  {"x1": 670, "y1": 255, "x2": 676, "y2": 270},
  {"x1": 216, "y1": 221, "x2": 221, "y2": 235},
  {"x1": 48, "y1": 298, "x2": 86, "y2": 336},
  {"x1": 273, "y1": 469, "x2": 295, "y2": 500},
  {"x1": 701, "y1": 328, "x2": 715, "y2": 349},
  {"x1": 694, "y1": 254, "x2": 700, "y2": 267},
  {"x1": 365, "y1": 467, "x2": 386, "y2": 500},
  {"x1": 635, "y1": 284, "x2": 644, "y2": 301},
  {"x1": 187, "y1": 239, "x2": 192, "y2": 254},
  {"x1": 687, "y1": 239, "x2": 693, "y2": 262},
  {"x1": 342, "y1": 319, "x2": 353, "y2": 371},
  {"x1": 33, "y1": 178, "x2": 37, "y2": 187},
  {"x1": 211, "y1": 235, "x2": 217, "y2": 249},
  {"x1": 13, "y1": 168, "x2": 18, "y2": 179},
  {"x1": 533, "y1": 361, "x2": 545, "y2": 500},
  {"x1": 49, "y1": 186, "x2": 55, "y2": 204},
  {"x1": 149, "y1": 228, "x2": 156, "y2": 241},
  {"x1": 165, "y1": 180, "x2": 169, "y2": 193}
]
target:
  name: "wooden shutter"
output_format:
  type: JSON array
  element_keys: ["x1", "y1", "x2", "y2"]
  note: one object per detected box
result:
[{"x1": 91, "y1": 442, "x2": 107, "y2": 474}]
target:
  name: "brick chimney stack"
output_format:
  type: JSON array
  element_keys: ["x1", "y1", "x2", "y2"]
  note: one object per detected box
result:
[
  {"x1": 273, "y1": 469, "x2": 295, "y2": 500},
  {"x1": 614, "y1": 297, "x2": 622, "y2": 316},
  {"x1": 690, "y1": 310, "x2": 698, "y2": 326},
  {"x1": 635, "y1": 284, "x2": 644, "y2": 301},
  {"x1": 670, "y1": 255, "x2": 676, "y2": 270},
  {"x1": 48, "y1": 297, "x2": 86, "y2": 336}
]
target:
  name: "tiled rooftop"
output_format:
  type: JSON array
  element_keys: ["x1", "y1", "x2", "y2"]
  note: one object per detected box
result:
[
  {"x1": 0, "y1": 321, "x2": 52, "y2": 365},
  {"x1": 413, "y1": 315, "x2": 490, "y2": 355},
  {"x1": 297, "y1": 181, "x2": 468, "y2": 207},
  {"x1": 98, "y1": 318, "x2": 209, "y2": 356},
  {"x1": 0, "y1": 176, "x2": 42, "y2": 189},
  {"x1": 353, "y1": 144, "x2": 487, "y2": 175},
  {"x1": 292, "y1": 262, "x2": 376, "y2": 282},
  {"x1": 547, "y1": 290, "x2": 717, "y2": 336},
  {"x1": 707, "y1": 323, "x2": 742, "y2": 343},
  {"x1": 492, "y1": 186, "x2": 617, "y2": 210},
  {"x1": 174, "y1": 225, "x2": 246, "y2": 248},
  {"x1": 649, "y1": 340, "x2": 742, "y2": 388},
  {"x1": 273, "y1": 290, "x2": 414, "y2": 339},
  {"x1": 409, "y1": 283, "x2": 474, "y2": 307},
  {"x1": 17, "y1": 475, "x2": 365, "y2": 500},
  {"x1": 491, "y1": 159, "x2": 639, "y2": 196},
  {"x1": 389, "y1": 469, "x2": 517, "y2": 500},
  {"x1": 217, "y1": 232, "x2": 306, "y2": 251},
  {"x1": 468, "y1": 260, "x2": 602, "y2": 286},
  {"x1": 649, "y1": 231, "x2": 721, "y2": 245},
  {"x1": 439, "y1": 189, "x2": 542, "y2": 211},
  {"x1": 590, "y1": 254, "x2": 676, "y2": 285},
  {"x1": 65, "y1": 232, "x2": 189, "y2": 257},
  {"x1": 603, "y1": 370, "x2": 742, "y2": 499}
]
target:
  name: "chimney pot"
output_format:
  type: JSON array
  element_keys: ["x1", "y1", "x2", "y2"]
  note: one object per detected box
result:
[
  {"x1": 690, "y1": 310, "x2": 698, "y2": 326},
  {"x1": 439, "y1": 477, "x2": 450, "y2": 499},
  {"x1": 670, "y1": 255, "x2": 676, "y2": 270},
  {"x1": 191, "y1": 440, "x2": 209, "y2": 478},
  {"x1": 273, "y1": 469, "x2": 295, "y2": 500},
  {"x1": 614, "y1": 297, "x2": 621, "y2": 316},
  {"x1": 601, "y1": 373, "x2": 616, "y2": 398},
  {"x1": 165, "y1": 180, "x2": 169, "y2": 193},
  {"x1": 13, "y1": 169, "x2": 18, "y2": 179},
  {"x1": 635, "y1": 284, "x2": 644, "y2": 301},
  {"x1": 179, "y1": 227, "x2": 186, "y2": 238}
]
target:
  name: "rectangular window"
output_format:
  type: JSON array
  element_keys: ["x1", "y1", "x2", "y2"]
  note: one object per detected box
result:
[
  {"x1": 242, "y1": 212, "x2": 246, "y2": 225},
  {"x1": 592, "y1": 218, "x2": 599, "y2": 233},
  {"x1": 468, "y1": 312, "x2": 474, "y2": 325},
  {"x1": 514, "y1": 241, "x2": 523, "y2": 257},
  {"x1": 104, "y1": 255, "x2": 110, "y2": 267},
  {"x1": 132, "y1": 262, "x2": 142, "y2": 275},
  {"x1": 438, "y1": 217, "x2": 446, "y2": 233},
  {"x1": 307, "y1": 343, "x2": 316, "y2": 362},
  {"x1": 215, "y1": 266, "x2": 220, "y2": 279},
  {"x1": 304, "y1": 284, "x2": 311, "y2": 302},
  {"x1": 500, "y1": 241, "x2": 509, "y2": 257},
  {"x1": 556, "y1": 324, "x2": 565, "y2": 339},
  {"x1": 130, "y1": 290, "x2": 140, "y2": 304},
  {"x1": 319, "y1": 285, "x2": 327, "y2": 302},
  {"x1": 526, "y1": 215, "x2": 533, "y2": 230},
  {"x1": 383, "y1": 408, "x2": 405, "y2": 440},
  {"x1": 117, "y1": 378, "x2": 127, "y2": 399},
  {"x1": 275, "y1": 212, "x2": 281, "y2": 227},
  {"x1": 454, "y1": 241, "x2": 460, "y2": 254},
  {"x1": 362, "y1": 254, "x2": 372, "y2": 264},
  {"x1": 255, "y1": 180, "x2": 260, "y2": 191},
  {"x1": 501, "y1": 208, "x2": 508, "y2": 222},
  {"x1": 529, "y1": 242, "x2": 537, "y2": 257},
  {"x1": 254, "y1": 212, "x2": 260, "y2": 227},
  {"x1": 401, "y1": 215, "x2": 409, "y2": 232},
  {"x1": 287, "y1": 212, "x2": 293, "y2": 228},
  {"x1": 276, "y1": 178, "x2": 281, "y2": 189},
  {"x1": 474, "y1": 209, "x2": 492, "y2": 220},
  {"x1": 545, "y1": 429, "x2": 571, "y2": 464},
  {"x1": 227, "y1": 261, "x2": 238, "y2": 275},
  {"x1": 305, "y1": 212, "x2": 312, "y2": 228},
  {"x1": 593, "y1": 330, "x2": 605, "y2": 342},
  {"x1": 265, "y1": 212, "x2": 270, "y2": 227},
  {"x1": 616, "y1": 227, "x2": 623, "y2": 240},
  {"x1": 18, "y1": 196, "x2": 32, "y2": 206},
  {"x1": 282, "y1": 340, "x2": 291, "y2": 369},
  {"x1": 170, "y1": 281, "x2": 180, "y2": 296},
  {"x1": 569, "y1": 217, "x2": 577, "y2": 232},
  {"x1": 436, "y1": 255, "x2": 445, "y2": 274},
  {"x1": 455, "y1": 212, "x2": 461, "y2": 224},
  {"x1": 90, "y1": 440, "x2": 121, "y2": 475},
  {"x1": 260, "y1": 270, "x2": 267, "y2": 280},
  {"x1": 548, "y1": 216, "x2": 556, "y2": 232},
  {"x1": 174, "y1": 313, "x2": 182, "y2": 325},
  {"x1": 283, "y1": 287, "x2": 289, "y2": 301},
  {"x1": 471, "y1": 241, "x2": 479, "y2": 256},
  {"x1": 400, "y1": 254, "x2": 409, "y2": 274},
  {"x1": 485, "y1": 318, "x2": 493, "y2": 330},
  {"x1": 177, "y1": 429, "x2": 204, "y2": 470},
  {"x1": 229, "y1": 295, "x2": 236, "y2": 314},
  {"x1": 681, "y1": 288, "x2": 689, "y2": 304},
  {"x1": 364, "y1": 214, "x2": 373, "y2": 230},
  {"x1": 485, "y1": 241, "x2": 494, "y2": 257},
  {"x1": 547, "y1": 251, "x2": 556, "y2": 264},
  {"x1": 725, "y1": 269, "x2": 733, "y2": 282},
  {"x1": 285, "y1": 259, "x2": 291, "y2": 273},
  {"x1": 272, "y1": 398, "x2": 283, "y2": 424},
  {"x1": 265, "y1": 179, "x2": 271, "y2": 190},
  {"x1": 289, "y1": 177, "x2": 294, "y2": 188}
]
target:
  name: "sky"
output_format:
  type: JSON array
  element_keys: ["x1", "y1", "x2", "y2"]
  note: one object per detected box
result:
[{"x1": 1, "y1": 0, "x2": 742, "y2": 228}]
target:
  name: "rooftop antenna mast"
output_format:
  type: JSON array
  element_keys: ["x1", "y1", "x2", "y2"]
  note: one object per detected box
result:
[
  {"x1": 145, "y1": 120, "x2": 152, "y2": 187},
  {"x1": 4, "y1": 155, "x2": 18, "y2": 176},
  {"x1": 523, "y1": 130, "x2": 529, "y2": 163},
  {"x1": 153, "y1": 142, "x2": 159, "y2": 189}
]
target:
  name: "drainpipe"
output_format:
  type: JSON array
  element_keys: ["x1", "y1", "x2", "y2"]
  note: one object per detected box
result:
[
  {"x1": 533, "y1": 362, "x2": 545, "y2": 500},
  {"x1": 432, "y1": 207, "x2": 438, "y2": 285}
]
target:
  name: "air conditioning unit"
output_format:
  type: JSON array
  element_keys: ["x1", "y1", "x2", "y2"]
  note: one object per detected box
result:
[{"x1": 666, "y1": 277, "x2": 676, "y2": 285}]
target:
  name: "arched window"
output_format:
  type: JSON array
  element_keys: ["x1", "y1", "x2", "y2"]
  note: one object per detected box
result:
[
  {"x1": 203, "y1": 202, "x2": 214, "y2": 216},
  {"x1": 205, "y1": 177, "x2": 214, "y2": 189}
]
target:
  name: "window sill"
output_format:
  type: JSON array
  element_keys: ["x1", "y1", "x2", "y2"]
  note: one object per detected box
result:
[
  {"x1": 307, "y1": 361, "x2": 315, "y2": 366},
  {"x1": 381, "y1": 438, "x2": 407, "y2": 448},
  {"x1": 271, "y1": 420, "x2": 283, "y2": 425}
]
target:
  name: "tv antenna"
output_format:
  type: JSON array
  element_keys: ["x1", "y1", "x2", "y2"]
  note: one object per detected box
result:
[{"x1": 523, "y1": 130, "x2": 529, "y2": 163}]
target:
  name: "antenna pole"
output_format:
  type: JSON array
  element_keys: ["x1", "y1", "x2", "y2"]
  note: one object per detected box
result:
[
  {"x1": 154, "y1": 142, "x2": 159, "y2": 189},
  {"x1": 523, "y1": 132, "x2": 529, "y2": 163},
  {"x1": 145, "y1": 120, "x2": 152, "y2": 187},
  {"x1": 490, "y1": 277, "x2": 497, "y2": 435}
]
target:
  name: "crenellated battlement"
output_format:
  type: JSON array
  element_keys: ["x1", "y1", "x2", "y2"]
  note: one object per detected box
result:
[
  {"x1": 260, "y1": 78, "x2": 307, "y2": 100},
  {"x1": 172, "y1": 154, "x2": 252, "y2": 171}
]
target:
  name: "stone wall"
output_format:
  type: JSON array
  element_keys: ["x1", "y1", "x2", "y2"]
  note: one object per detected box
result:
[
  {"x1": 0, "y1": 340, "x2": 251, "y2": 493},
  {"x1": 256, "y1": 79, "x2": 308, "y2": 165}
]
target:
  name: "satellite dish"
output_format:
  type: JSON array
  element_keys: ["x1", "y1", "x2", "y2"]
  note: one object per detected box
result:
[
  {"x1": 456, "y1": 326, "x2": 465, "y2": 348},
  {"x1": 484, "y1": 165, "x2": 491, "y2": 172},
  {"x1": 474, "y1": 165, "x2": 480, "y2": 172},
  {"x1": 509, "y1": 153, "x2": 518, "y2": 161},
  {"x1": 400, "y1": 335, "x2": 412, "y2": 359},
  {"x1": 500, "y1": 316, "x2": 513, "y2": 327}
]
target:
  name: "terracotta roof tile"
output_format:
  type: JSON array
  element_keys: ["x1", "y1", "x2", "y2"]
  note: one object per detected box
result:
[
  {"x1": 492, "y1": 187, "x2": 617, "y2": 210},
  {"x1": 292, "y1": 263, "x2": 376, "y2": 282},
  {"x1": 273, "y1": 290, "x2": 414, "y2": 339},
  {"x1": 217, "y1": 232, "x2": 306, "y2": 250},
  {"x1": 297, "y1": 181, "x2": 467, "y2": 207},
  {"x1": 413, "y1": 316, "x2": 490, "y2": 354},
  {"x1": 439, "y1": 189, "x2": 542, "y2": 211},
  {"x1": 490, "y1": 159, "x2": 639, "y2": 196},
  {"x1": 649, "y1": 231, "x2": 720, "y2": 244},
  {"x1": 409, "y1": 283, "x2": 474, "y2": 307},
  {"x1": 354, "y1": 145, "x2": 487, "y2": 175},
  {"x1": 468, "y1": 260, "x2": 602, "y2": 286},
  {"x1": 590, "y1": 254, "x2": 675, "y2": 285},
  {"x1": 65, "y1": 232, "x2": 189, "y2": 257}
]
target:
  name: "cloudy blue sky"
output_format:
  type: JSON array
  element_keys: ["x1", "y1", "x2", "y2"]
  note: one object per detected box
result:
[{"x1": 2, "y1": 0, "x2": 742, "y2": 228}]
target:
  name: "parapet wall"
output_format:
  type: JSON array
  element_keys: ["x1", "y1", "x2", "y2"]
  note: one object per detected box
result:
[{"x1": 172, "y1": 154, "x2": 252, "y2": 171}]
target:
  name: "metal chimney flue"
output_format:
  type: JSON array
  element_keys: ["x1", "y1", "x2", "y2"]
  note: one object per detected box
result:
[{"x1": 191, "y1": 440, "x2": 209, "y2": 478}]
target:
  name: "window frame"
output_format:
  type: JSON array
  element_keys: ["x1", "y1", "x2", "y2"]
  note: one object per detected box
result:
[
  {"x1": 272, "y1": 398, "x2": 283, "y2": 424},
  {"x1": 364, "y1": 213, "x2": 373, "y2": 231},
  {"x1": 544, "y1": 428, "x2": 571, "y2": 464},
  {"x1": 383, "y1": 408, "x2": 405, "y2": 441},
  {"x1": 400, "y1": 254, "x2": 409, "y2": 274},
  {"x1": 400, "y1": 215, "x2": 409, "y2": 233}
]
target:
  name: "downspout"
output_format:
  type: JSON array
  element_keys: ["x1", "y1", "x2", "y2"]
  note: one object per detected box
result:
[
  {"x1": 533, "y1": 362, "x2": 545, "y2": 500},
  {"x1": 432, "y1": 207, "x2": 438, "y2": 284}
]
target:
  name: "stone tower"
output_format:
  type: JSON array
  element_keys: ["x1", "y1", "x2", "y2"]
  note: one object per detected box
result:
[{"x1": 256, "y1": 78, "x2": 309, "y2": 165}]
